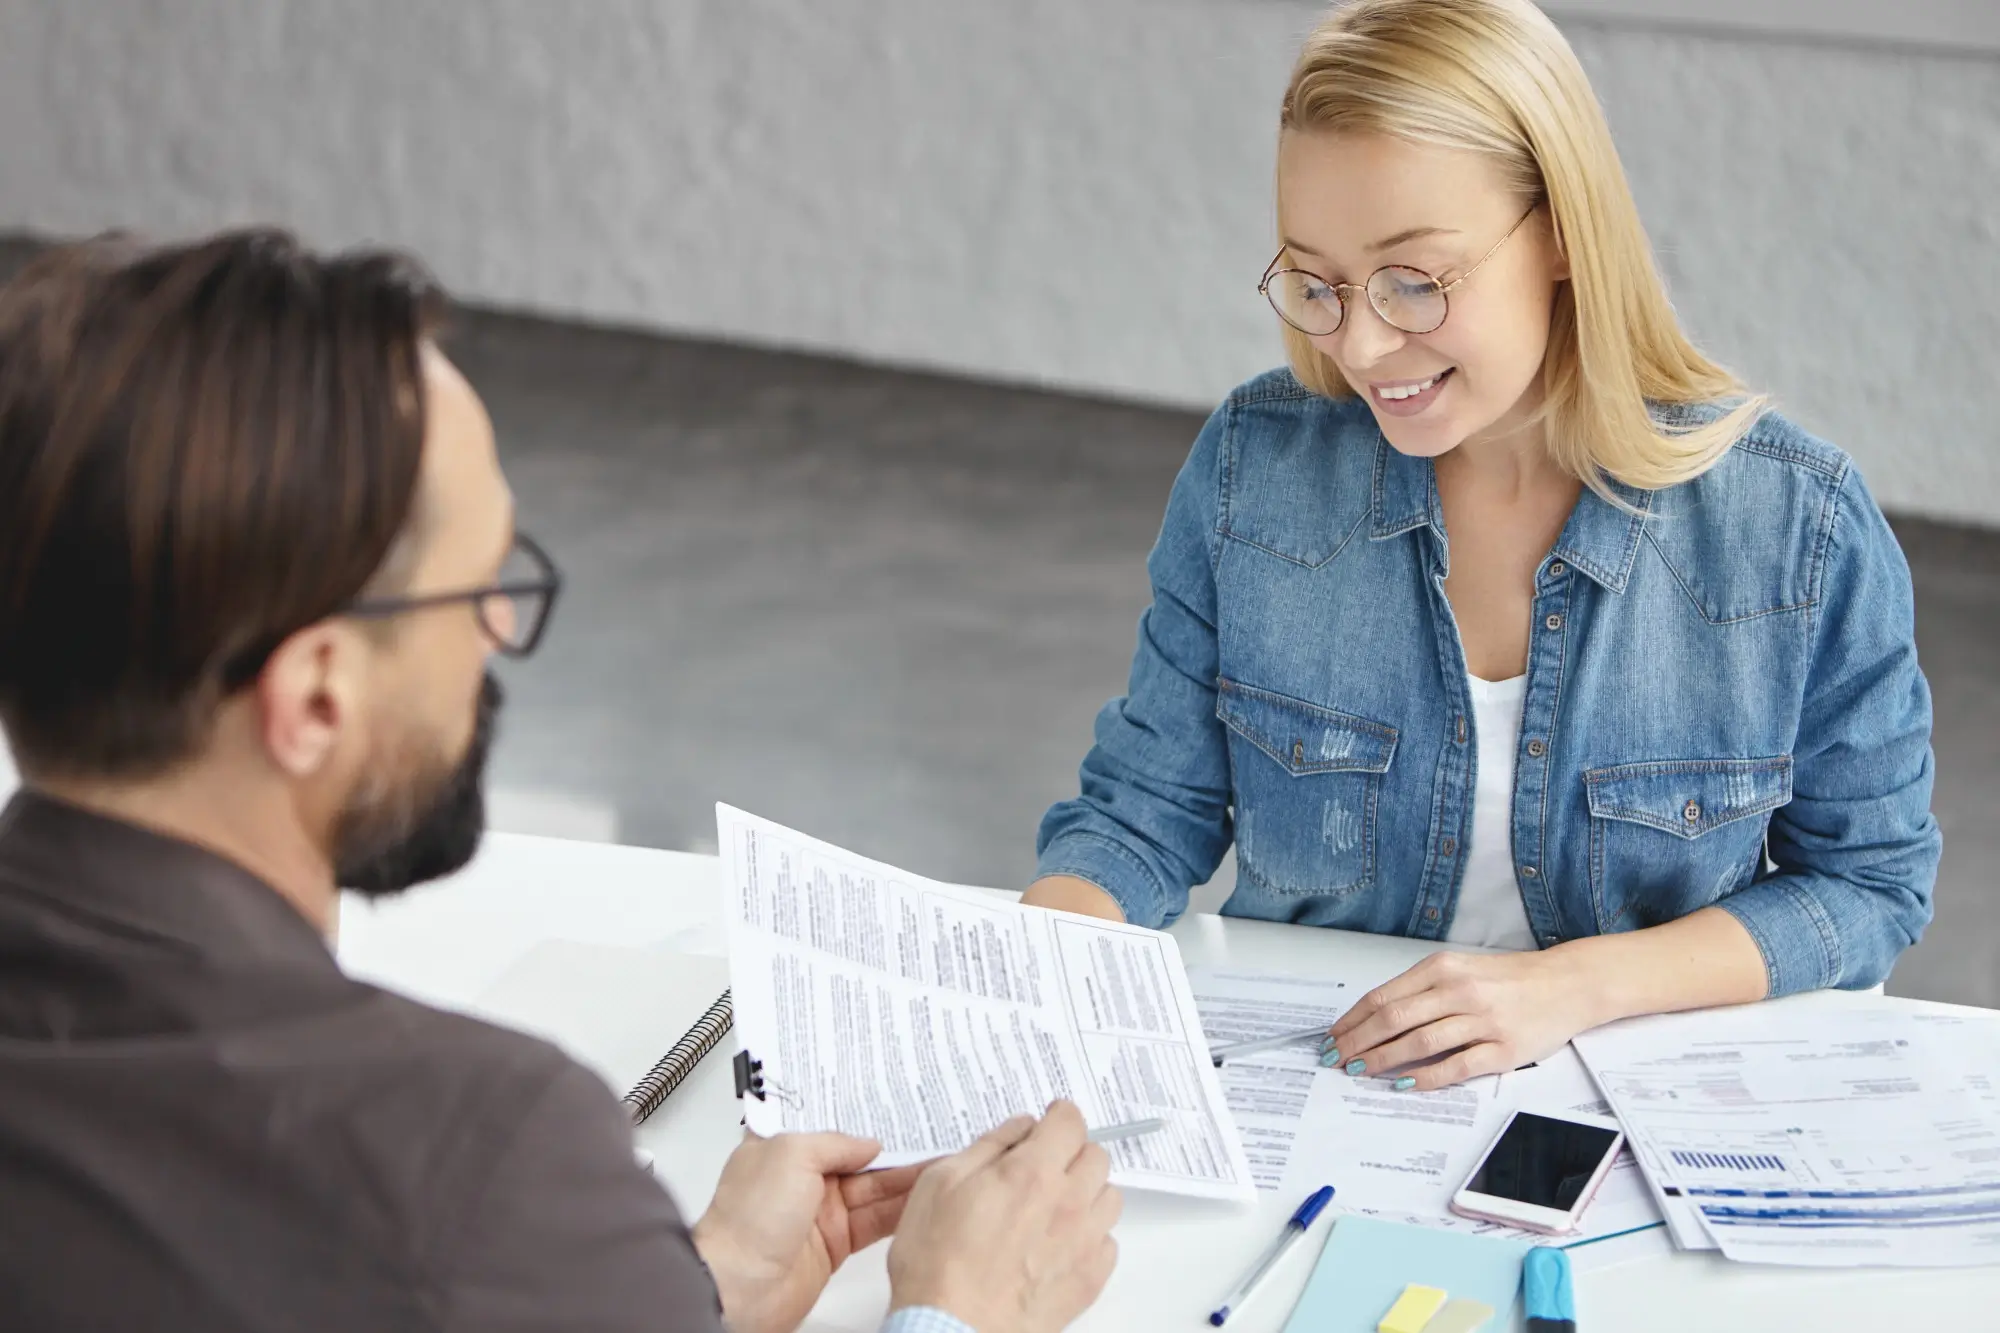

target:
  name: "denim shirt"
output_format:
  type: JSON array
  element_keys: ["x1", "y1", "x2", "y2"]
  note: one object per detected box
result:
[{"x1": 1036, "y1": 369, "x2": 1940, "y2": 997}]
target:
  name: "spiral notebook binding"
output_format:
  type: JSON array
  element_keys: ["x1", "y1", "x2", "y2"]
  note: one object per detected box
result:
[{"x1": 621, "y1": 988, "x2": 734, "y2": 1125}]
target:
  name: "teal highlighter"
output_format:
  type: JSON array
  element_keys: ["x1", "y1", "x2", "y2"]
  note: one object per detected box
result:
[{"x1": 1523, "y1": 1246, "x2": 1576, "y2": 1333}]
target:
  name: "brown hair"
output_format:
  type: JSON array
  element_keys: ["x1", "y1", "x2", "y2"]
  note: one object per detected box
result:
[{"x1": 0, "y1": 229, "x2": 446, "y2": 779}]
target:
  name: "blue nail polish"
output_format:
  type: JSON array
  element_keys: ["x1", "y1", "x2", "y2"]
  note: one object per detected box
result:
[
  {"x1": 1345, "y1": 1059, "x2": 1367, "y2": 1076},
  {"x1": 1319, "y1": 1050, "x2": 1340, "y2": 1068},
  {"x1": 1394, "y1": 1076, "x2": 1417, "y2": 1091},
  {"x1": 1319, "y1": 1036, "x2": 1337, "y2": 1053}
]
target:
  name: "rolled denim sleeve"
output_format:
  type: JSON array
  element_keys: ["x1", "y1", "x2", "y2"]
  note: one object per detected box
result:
[
  {"x1": 1718, "y1": 466, "x2": 1941, "y2": 996},
  {"x1": 1035, "y1": 404, "x2": 1235, "y2": 928}
]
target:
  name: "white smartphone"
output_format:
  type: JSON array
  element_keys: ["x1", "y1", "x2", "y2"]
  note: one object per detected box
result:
[{"x1": 1448, "y1": 1109, "x2": 1625, "y2": 1235}]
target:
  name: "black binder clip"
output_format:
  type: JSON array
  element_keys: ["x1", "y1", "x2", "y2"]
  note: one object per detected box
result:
[
  {"x1": 733, "y1": 1050, "x2": 799, "y2": 1107},
  {"x1": 734, "y1": 1050, "x2": 767, "y2": 1101}
]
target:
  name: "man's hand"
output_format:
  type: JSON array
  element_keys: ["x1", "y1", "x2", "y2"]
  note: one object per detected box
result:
[
  {"x1": 692, "y1": 1132, "x2": 923, "y2": 1333},
  {"x1": 887, "y1": 1101, "x2": 1122, "y2": 1333}
]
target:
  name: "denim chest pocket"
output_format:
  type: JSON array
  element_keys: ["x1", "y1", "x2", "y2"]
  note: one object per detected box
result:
[
  {"x1": 1585, "y1": 757, "x2": 1793, "y2": 931},
  {"x1": 1216, "y1": 678, "x2": 1398, "y2": 899}
]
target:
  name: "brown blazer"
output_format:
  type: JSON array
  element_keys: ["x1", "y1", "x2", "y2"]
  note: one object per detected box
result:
[{"x1": 0, "y1": 792, "x2": 724, "y2": 1332}]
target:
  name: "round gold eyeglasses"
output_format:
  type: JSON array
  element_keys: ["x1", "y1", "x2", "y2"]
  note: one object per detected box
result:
[{"x1": 1259, "y1": 206, "x2": 1539, "y2": 338}]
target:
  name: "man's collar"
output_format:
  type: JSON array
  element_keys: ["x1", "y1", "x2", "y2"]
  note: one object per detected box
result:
[
  {"x1": 0, "y1": 788, "x2": 342, "y2": 973},
  {"x1": 1368, "y1": 437, "x2": 1651, "y2": 591}
]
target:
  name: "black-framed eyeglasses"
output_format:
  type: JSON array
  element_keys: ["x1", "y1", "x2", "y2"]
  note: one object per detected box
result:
[
  {"x1": 220, "y1": 532, "x2": 563, "y2": 690},
  {"x1": 1258, "y1": 205, "x2": 1538, "y2": 338},
  {"x1": 346, "y1": 531, "x2": 562, "y2": 657}
]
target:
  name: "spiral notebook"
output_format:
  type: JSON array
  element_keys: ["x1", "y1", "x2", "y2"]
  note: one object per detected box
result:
[{"x1": 469, "y1": 940, "x2": 734, "y2": 1122}]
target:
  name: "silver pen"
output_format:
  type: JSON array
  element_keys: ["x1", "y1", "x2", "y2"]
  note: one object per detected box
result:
[
  {"x1": 1208, "y1": 1024, "x2": 1334, "y2": 1066},
  {"x1": 1087, "y1": 1116, "x2": 1168, "y2": 1144}
]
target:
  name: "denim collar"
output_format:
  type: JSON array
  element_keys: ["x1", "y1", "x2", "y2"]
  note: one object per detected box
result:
[{"x1": 1368, "y1": 436, "x2": 1652, "y2": 592}]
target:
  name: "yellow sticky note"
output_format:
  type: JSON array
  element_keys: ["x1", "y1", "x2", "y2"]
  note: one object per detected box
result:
[
  {"x1": 1421, "y1": 1297, "x2": 1495, "y2": 1333},
  {"x1": 1378, "y1": 1284, "x2": 1449, "y2": 1333}
]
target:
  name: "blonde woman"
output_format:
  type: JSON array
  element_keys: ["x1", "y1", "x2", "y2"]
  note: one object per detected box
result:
[{"x1": 1024, "y1": 0, "x2": 1939, "y2": 1090}]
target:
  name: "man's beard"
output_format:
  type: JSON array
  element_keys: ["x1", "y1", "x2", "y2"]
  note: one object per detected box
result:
[{"x1": 333, "y1": 672, "x2": 502, "y2": 898}]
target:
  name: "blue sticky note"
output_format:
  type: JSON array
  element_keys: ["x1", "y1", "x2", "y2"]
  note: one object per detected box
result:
[{"x1": 1282, "y1": 1216, "x2": 1531, "y2": 1333}]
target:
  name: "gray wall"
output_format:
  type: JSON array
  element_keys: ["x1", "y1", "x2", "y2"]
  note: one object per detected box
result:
[
  {"x1": 3, "y1": 1, "x2": 1995, "y2": 524},
  {"x1": 1544, "y1": 0, "x2": 2000, "y2": 52}
]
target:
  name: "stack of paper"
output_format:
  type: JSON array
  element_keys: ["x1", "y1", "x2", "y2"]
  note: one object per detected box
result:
[
  {"x1": 719, "y1": 804, "x2": 1255, "y2": 1201},
  {"x1": 1575, "y1": 999, "x2": 2000, "y2": 1267},
  {"x1": 1191, "y1": 969, "x2": 1669, "y2": 1271}
]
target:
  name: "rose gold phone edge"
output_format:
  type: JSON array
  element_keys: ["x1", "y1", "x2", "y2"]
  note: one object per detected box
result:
[{"x1": 1447, "y1": 1111, "x2": 1626, "y2": 1236}]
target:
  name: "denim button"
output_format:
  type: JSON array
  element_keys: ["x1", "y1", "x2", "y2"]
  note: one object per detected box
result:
[
  {"x1": 1548, "y1": 561, "x2": 1567, "y2": 577},
  {"x1": 1684, "y1": 799, "x2": 1702, "y2": 823},
  {"x1": 1424, "y1": 906, "x2": 1440, "y2": 921},
  {"x1": 1544, "y1": 613, "x2": 1563, "y2": 631},
  {"x1": 1292, "y1": 740, "x2": 1305, "y2": 764},
  {"x1": 1521, "y1": 865, "x2": 1539, "y2": 878},
  {"x1": 1526, "y1": 739, "x2": 1546, "y2": 758},
  {"x1": 1440, "y1": 837, "x2": 1457, "y2": 857},
  {"x1": 1542, "y1": 934, "x2": 1559, "y2": 946}
]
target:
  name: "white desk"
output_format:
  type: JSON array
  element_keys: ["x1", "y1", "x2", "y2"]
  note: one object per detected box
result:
[{"x1": 339, "y1": 832, "x2": 2000, "y2": 1332}]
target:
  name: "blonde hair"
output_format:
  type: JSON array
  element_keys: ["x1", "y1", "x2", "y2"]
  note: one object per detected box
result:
[{"x1": 1279, "y1": 0, "x2": 1763, "y2": 492}]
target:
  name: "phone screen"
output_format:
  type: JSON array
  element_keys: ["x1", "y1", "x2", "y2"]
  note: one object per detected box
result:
[{"x1": 1464, "y1": 1112, "x2": 1620, "y2": 1211}]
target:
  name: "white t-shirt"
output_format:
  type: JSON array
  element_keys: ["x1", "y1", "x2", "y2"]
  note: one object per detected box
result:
[{"x1": 1445, "y1": 673, "x2": 1539, "y2": 951}]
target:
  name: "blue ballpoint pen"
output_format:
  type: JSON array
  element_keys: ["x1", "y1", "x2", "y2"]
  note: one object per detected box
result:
[{"x1": 1206, "y1": 1185, "x2": 1336, "y2": 1327}]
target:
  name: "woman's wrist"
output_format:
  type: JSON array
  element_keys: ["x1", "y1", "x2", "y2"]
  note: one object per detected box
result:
[
  {"x1": 1020, "y1": 875, "x2": 1126, "y2": 922},
  {"x1": 1542, "y1": 934, "x2": 1638, "y2": 1034},
  {"x1": 1543, "y1": 907, "x2": 1770, "y2": 1036}
]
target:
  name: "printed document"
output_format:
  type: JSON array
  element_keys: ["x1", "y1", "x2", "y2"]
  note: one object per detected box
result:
[
  {"x1": 1193, "y1": 968, "x2": 1383, "y2": 1190},
  {"x1": 1188, "y1": 968, "x2": 1663, "y2": 1261},
  {"x1": 1577, "y1": 1000, "x2": 2000, "y2": 1267},
  {"x1": 1288, "y1": 1043, "x2": 1661, "y2": 1247},
  {"x1": 720, "y1": 805, "x2": 1254, "y2": 1201}
]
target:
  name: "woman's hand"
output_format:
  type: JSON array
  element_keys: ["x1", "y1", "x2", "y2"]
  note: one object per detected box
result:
[
  {"x1": 1322, "y1": 948, "x2": 1600, "y2": 1090},
  {"x1": 1020, "y1": 875, "x2": 1126, "y2": 922},
  {"x1": 1323, "y1": 909, "x2": 1772, "y2": 1090}
]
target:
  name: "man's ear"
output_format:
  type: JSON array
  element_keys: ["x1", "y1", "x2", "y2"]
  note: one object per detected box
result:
[{"x1": 256, "y1": 626, "x2": 362, "y2": 779}]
